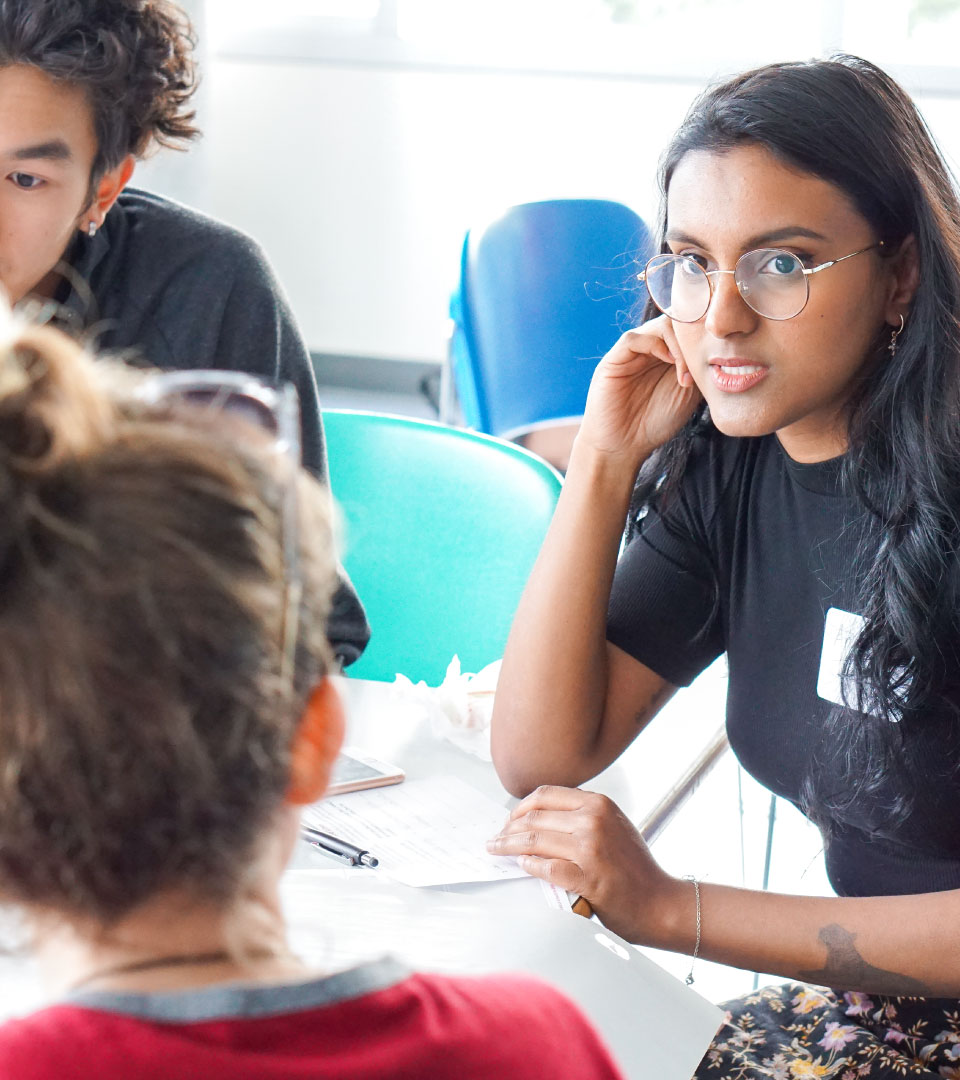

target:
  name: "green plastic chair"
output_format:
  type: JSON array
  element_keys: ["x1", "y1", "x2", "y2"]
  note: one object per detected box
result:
[{"x1": 323, "y1": 410, "x2": 563, "y2": 683}]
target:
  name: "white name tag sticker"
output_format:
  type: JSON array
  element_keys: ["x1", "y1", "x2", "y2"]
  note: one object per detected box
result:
[
  {"x1": 817, "y1": 606, "x2": 865, "y2": 710},
  {"x1": 817, "y1": 607, "x2": 909, "y2": 719}
]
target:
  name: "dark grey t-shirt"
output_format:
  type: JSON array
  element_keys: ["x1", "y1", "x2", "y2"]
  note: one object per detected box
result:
[{"x1": 57, "y1": 188, "x2": 370, "y2": 665}]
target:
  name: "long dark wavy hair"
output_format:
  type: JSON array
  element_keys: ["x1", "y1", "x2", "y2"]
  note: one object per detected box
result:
[{"x1": 628, "y1": 55, "x2": 960, "y2": 829}]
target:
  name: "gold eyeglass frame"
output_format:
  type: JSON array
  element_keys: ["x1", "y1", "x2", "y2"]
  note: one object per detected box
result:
[{"x1": 638, "y1": 241, "x2": 885, "y2": 322}]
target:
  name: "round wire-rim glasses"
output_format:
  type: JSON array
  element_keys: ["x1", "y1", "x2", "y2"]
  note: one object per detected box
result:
[{"x1": 638, "y1": 242, "x2": 885, "y2": 322}]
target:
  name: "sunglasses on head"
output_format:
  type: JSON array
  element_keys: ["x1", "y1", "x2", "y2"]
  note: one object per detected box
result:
[{"x1": 134, "y1": 370, "x2": 303, "y2": 697}]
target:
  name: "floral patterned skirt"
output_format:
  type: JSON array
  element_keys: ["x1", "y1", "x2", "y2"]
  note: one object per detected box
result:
[{"x1": 694, "y1": 982, "x2": 960, "y2": 1079}]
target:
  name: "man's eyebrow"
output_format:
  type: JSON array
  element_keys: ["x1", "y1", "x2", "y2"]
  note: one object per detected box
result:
[
  {"x1": 664, "y1": 225, "x2": 830, "y2": 248},
  {"x1": 5, "y1": 139, "x2": 73, "y2": 162}
]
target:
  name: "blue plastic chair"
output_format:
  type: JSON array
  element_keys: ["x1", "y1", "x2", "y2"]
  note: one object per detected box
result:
[
  {"x1": 323, "y1": 409, "x2": 563, "y2": 684},
  {"x1": 449, "y1": 199, "x2": 652, "y2": 438}
]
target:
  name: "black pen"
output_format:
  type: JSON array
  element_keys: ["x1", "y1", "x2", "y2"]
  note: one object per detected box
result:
[{"x1": 300, "y1": 825, "x2": 379, "y2": 868}]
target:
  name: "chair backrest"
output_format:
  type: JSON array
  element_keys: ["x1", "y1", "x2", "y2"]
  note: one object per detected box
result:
[
  {"x1": 450, "y1": 198, "x2": 652, "y2": 438},
  {"x1": 323, "y1": 409, "x2": 563, "y2": 683}
]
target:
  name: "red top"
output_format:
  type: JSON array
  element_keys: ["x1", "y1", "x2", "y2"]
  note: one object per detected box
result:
[{"x1": 0, "y1": 959, "x2": 624, "y2": 1079}]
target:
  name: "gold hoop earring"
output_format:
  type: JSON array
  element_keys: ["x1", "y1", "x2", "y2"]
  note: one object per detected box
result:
[{"x1": 888, "y1": 313, "x2": 905, "y2": 357}]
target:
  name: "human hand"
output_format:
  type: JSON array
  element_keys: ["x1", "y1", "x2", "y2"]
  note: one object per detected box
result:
[
  {"x1": 486, "y1": 785, "x2": 683, "y2": 946},
  {"x1": 577, "y1": 315, "x2": 701, "y2": 468}
]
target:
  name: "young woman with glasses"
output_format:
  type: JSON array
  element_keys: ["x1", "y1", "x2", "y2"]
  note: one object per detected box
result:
[
  {"x1": 0, "y1": 313, "x2": 623, "y2": 1079},
  {"x1": 490, "y1": 55, "x2": 960, "y2": 1078}
]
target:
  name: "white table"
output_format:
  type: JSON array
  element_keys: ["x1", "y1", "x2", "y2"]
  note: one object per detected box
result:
[
  {"x1": 0, "y1": 675, "x2": 724, "y2": 1080},
  {"x1": 292, "y1": 673, "x2": 656, "y2": 874},
  {"x1": 327, "y1": 674, "x2": 663, "y2": 807},
  {"x1": 286, "y1": 676, "x2": 723, "y2": 1080},
  {"x1": 318, "y1": 671, "x2": 831, "y2": 1008}
]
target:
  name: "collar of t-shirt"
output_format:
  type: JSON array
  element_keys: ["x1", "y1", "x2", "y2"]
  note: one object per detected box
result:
[
  {"x1": 61, "y1": 956, "x2": 409, "y2": 1023},
  {"x1": 775, "y1": 437, "x2": 846, "y2": 497}
]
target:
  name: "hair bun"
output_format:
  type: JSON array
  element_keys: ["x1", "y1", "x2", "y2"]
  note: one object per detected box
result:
[{"x1": 0, "y1": 315, "x2": 116, "y2": 486}]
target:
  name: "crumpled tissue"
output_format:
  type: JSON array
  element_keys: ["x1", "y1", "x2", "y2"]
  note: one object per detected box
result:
[{"x1": 393, "y1": 656, "x2": 500, "y2": 761}]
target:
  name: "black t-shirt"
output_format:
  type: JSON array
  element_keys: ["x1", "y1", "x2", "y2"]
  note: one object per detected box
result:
[
  {"x1": 54, "y1": 189, "x2": 370, "y2": 666},
  {"x1": 607, "y1": 429, "x2": 960, "y2": 898}
]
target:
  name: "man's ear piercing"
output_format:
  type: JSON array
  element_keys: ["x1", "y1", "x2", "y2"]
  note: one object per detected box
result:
[{"x1": 86, "y1": 221, "x2": 98, "y2": 238}]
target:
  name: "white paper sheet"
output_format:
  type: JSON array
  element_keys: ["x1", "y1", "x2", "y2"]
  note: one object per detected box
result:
[
  {"x1": 302, "y1": 775, "x2": 526, "y2": 886},
  {"x1": 539, "y1": 878, "x2": 577, "y2": 911}
]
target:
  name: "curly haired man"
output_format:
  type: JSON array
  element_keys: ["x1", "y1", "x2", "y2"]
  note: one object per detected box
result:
[{"x1": 0, "y1": 0, "x2": 369, "y2": 664}]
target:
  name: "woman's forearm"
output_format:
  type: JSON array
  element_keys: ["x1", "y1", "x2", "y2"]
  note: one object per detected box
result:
[
  {"x1": 493, "y1": 789, "x2": 960, "y2": 995},
  {"x1": 491, "y1": 439, "x2": 643, "y2": 795},
  {"x1": 655, "y1": 878, "x2": 960, "y2": 996}
]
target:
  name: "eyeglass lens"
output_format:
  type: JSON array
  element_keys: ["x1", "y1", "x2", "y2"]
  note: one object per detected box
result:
[
  {"x1": 176, "y1": 387, "x2": 281, "y2": 435},
  {"x1": 642, "y1": 249, "x2": 810, "y2": 322}
]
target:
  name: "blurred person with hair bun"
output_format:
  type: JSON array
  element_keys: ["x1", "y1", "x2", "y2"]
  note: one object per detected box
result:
[{"x1": 0, "y1": 309, "x2": 623, "y2": 1080}]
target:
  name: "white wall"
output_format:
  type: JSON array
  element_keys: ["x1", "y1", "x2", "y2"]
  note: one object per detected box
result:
[
  {"x1": 160, "y1": 61, "x2": 701, "y2": 362},
  {"x1": 136, "y1": 0, "x2": 210, "y2": 207},
  {"x1": 140, "y1": 55, "x2": 960, "y2": 365}
]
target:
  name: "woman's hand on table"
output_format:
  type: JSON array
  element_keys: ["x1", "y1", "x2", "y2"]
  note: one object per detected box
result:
[
  {"x1": 486, "y1": 785, "x2": 684, "y2": 945},
  {"x1": 491, "y1": 788, "x2": 960, "y2": 997}
]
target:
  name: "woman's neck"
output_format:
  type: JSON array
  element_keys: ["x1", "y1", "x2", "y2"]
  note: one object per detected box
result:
[
  {"x1": 33, "y1": 884, "x2": 309, "y2": 998},
  {"x1": 775, "y1": 420, "x2": 849, "y2": 464},
  {"x1": 32, "y1": 819, "x2": 314, "y2": 997}
]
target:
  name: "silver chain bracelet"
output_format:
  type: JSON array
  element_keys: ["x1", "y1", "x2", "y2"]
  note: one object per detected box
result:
[{"x1": 683, "y1": 875, "x2": 701, "y2": 985}]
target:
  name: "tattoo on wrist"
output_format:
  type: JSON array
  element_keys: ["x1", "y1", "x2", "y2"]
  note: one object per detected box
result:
[{"x1": 797, "y1": 923, "x2": 929, "y2": 995}]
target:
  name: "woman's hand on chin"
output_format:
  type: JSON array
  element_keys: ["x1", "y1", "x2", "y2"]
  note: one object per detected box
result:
[{"x1": 576, "y1": 315, "x2": 702, "y2": 470}]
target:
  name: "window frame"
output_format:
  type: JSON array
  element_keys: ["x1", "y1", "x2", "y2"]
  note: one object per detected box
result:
[{"x1": 207, "y1": 0, "x2": 960, "y2": 98}]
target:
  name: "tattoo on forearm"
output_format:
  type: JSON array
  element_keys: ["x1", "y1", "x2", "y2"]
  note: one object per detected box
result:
[
  {"x1": 797, "y1": 923, "x2": 930, "y2": 995},
  {"x1": 633, "y1": 685, "x2": 670, "y2": 728}
]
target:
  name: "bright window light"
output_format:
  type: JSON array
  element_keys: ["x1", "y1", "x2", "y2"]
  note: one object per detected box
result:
[
  {"x1": 207, "y1": 0, "x2": 380, "y2": 46},
  {"x1": 218, "y1": 0, "x2": 379, "y2": 18},
  {"x1": 206, "y1": 0, "x2": 960, "y2": 89},
  {"x1": 844, "y1": 0, "x2": 960, "y2": 65},
  {"x1": 398, "y1": 0, "x2": 814, "y2": 47}
]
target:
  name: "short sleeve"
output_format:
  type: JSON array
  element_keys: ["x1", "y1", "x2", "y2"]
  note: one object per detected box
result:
[
  {"x1": 607, "y1": 493, "x2": 724, "y2": 688},
  {"x1": 148, "y1": 231, "x2": 371, "y2": 665},
  {"x1": 214, "y1": 247, "x2": 372, "y2": 665},
  {"x1": 69, "y1": 192, "x2": 371, "y2": 665}
]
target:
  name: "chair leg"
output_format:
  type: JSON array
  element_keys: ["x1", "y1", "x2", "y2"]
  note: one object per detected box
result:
[
  {"x1": 761, "y1": 793, "x2": 777, "y2": 893},
  {"x1": 439, "y1": 330, "x2": 462, "y2": 425},
  {"x1": 751, "y1": 793, "x2": 778, "y2": 990},
  {"x1": 637, "y1": 727, "x2": 729, "y2": 846}
]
